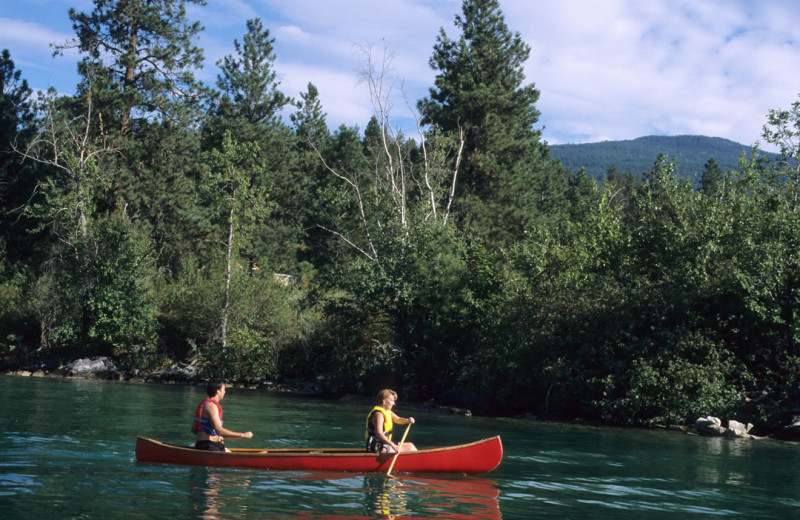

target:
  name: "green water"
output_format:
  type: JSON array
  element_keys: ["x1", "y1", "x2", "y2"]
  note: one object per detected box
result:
[{"x1": 3, "y1": 375, "x2": 800, "y2": 519}]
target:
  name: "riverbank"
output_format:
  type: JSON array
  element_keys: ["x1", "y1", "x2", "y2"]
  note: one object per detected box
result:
[
  {"x1": 4, "y1": 354, "x2": 800, "y2": 441},
  {"x1": 2, "y1": 355, "x2": 475, "y2": 416}
]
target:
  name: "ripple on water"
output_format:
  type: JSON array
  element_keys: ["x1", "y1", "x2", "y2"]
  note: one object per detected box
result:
[{"x1": 0, "y1": 473, "x2": 41, "y2": 495}]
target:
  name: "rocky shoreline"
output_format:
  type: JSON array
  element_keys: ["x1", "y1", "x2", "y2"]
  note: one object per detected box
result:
[
  {"x1": 4, "y1": 355, "x2": 475, "y2": 417},
  {"x1": 7, "y1": 355, "x2": 800, "y2": 439}
]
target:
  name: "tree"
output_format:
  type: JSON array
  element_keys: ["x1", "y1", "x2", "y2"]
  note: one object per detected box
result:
[
  {"x1": 291, "y1": 82, "x2": 329, "y2": 149},
  {"x1": 290, "y1": 82, "x2": 334, "y2": 269},
  {"x1": 58, "y1": 0, "x2": 207, "y2": 136},
  {"x1": 762, "y1": 94, "x2": 800, "y2": 211},
  {"x1": 18, "y1": 90, "x2": 114, "y2": 247},
  {"x1": 699, "y1": 157, "x2": 724, "y2": 196},
  {"x1": 418, "y1": 0, "x2": 566, "y2": 243},
  {"x1": 0, "y1": 49, "x2": 40, "y2": 261},
  {"x1": 201, "y1": 131, "x2": 272, "y2": 349},
  {"x1": 202, "y1": 18, "x2": 303, "y2": 272},
  {"x1": 216, "y1": 18, "x2": 290, "y2": 127},
  {"x1": 53, "y1": 0, "x2": 210, "y2": 274},
  {"x1": 303, "y1": 46, "x2": 476, "y2": 396},
  {"x1": 0, "y1": 52, "x2": 40, "y2": 350}
]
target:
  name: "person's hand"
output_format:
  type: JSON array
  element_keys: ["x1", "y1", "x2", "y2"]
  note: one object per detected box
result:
[
  {"x1": 408, "y1": 417, "x2": 415, "y2": 424},
  {"x1": 241, "y1": 431, "x2": 253, "y2": 439}
]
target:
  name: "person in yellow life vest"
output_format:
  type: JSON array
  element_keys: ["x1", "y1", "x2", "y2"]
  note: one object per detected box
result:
[
  {"x1": 365, "y1": 389, "x2": 417, "y2": 453},
  {"x1": 192, "y1": 379, "x2": 253, "y2": 451}
]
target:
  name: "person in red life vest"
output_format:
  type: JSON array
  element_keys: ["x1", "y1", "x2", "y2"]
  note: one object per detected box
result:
[
  {"x1": 365, "y1": 388, "x2": 417, "y2": 453},
  {"x1": 192, "y1": 379, "x2": 253, "y2": 451}
]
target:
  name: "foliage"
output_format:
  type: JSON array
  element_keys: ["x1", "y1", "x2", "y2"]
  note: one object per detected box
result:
[
  {"x1": 418, "y1": 0, "x2": 568, "y2": 245},
  {"x1": 215, "y1": 18, "x2": 290, "y2": 127},
  {"x1": 35, "y1": 214, "x2": 158, "y2": 360},
  {"x1": 7, "y1": 0, "x2": 800, "y2": 431},
  {"x1": 201, "y1": 130, "x2": 272, "y2": 349},
  {"x1": 59, "y1": 0, "x2": 208, "y2": 135}
]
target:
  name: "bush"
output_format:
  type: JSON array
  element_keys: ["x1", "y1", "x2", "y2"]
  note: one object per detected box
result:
[{"x1": 594, "y1": 331, "x2": 746, "y2": 425}]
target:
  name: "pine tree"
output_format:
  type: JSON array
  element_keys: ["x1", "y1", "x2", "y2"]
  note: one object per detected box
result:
[
  {"x1": 291, "y1": 83, "x2": 329, "y2": 149},
  {"x1": 204, "y1": 18, "x2": 300, "y2": 272},
  {"x1": 54, "y1": 0, "x2": 210, "y2": 272},
  {"x1": 418, "y1": 0, "x2": 567, "y2": 243},
  {"x1": 699, "y1": 158, "x2": 724, "y2": 196},
  {"x1": 216, "y1": 18, "x2": 290, "y2": 127},
  {"x1": 59, "y1": 0, "x2": 207, "y2": 136},
  {"x1": 290, "y1": 83, "x2": 334, "y2": 269},
  {"x1": 0, "y1": 49, "x2": 40, "y2": 261}
]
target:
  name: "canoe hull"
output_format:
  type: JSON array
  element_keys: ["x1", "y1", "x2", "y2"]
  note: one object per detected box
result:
[{"x1": 135, "y1": 436, "x2": 502, "y2": 474}]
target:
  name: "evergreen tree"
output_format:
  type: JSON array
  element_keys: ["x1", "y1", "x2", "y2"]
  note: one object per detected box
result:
[
  {"x1": 699, "y1": 158, "x2": 724, "y2": 195},
  {"x1": 216, "y1": 18, "x2": 290, "y2": 127},
  {"x1": 0, "y1": 50, "x2": 41, "y2": 349},
  {"x1": 59, "y1": 0, "x2": 207, "y2": 136},
  {"x1": 54, "y1": 0, "x2": 210, "y2": 272},
  {"x1": 291, "y1": 83, "x2": 329, "y2": 149},
  {"x1": 418, "y1": 0, "x2": 567, "y2": 243},
  {"x1": 0, "y1": 49, "x2": 40, "y2": 261},
  {"x1": 290, "y1": 82, "x2": 333, "y2": 270},
  {"x1": 203, "y1": 18, "x2": 301, "y2": 272}
]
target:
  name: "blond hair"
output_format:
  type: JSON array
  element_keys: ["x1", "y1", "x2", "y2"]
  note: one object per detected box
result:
[{"x1": 376, "y1": 388, "x2": 398, "y2": 404}]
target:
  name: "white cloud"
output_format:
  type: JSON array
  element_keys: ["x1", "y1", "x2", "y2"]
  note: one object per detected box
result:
[{"x1": 2, "y1": 0, "x2": 799, "y2": 151}]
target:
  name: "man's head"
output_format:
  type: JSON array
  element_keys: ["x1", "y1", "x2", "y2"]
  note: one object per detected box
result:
[{"x1": 206, "y1": 379, "x2": 226, "y2": 398}]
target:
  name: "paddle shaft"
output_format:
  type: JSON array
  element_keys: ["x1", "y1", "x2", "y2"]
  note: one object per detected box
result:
[{"x1": 386, "y1": 422, "x2": 411, "y2": 476}]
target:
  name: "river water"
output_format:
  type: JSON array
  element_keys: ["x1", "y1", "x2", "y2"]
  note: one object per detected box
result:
[{"x1": 2, "y1": 375, "x2": 800, "y2": 519}]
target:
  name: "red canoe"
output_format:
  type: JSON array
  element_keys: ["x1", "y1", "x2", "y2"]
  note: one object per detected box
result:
[{"x1": 135, "y1": 436, "x2": 503, "y2": 474}]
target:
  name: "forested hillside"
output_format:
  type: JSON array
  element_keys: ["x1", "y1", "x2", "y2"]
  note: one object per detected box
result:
[
  {"x1": 551, "y1": 135, "x2": 764, "y2": 179},
  {"x1": 3, "y1": 0, "x2": 800, "y2": 431}
]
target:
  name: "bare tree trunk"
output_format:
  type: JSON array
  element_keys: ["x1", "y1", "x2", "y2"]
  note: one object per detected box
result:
[{"x1": 221, "y1": 203, "x2": 235, "y2": 350}]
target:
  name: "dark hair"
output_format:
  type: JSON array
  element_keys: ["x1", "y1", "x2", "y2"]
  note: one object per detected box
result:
[{"x1": 206, "y1": 379, "x2": 225, "y2": 397}]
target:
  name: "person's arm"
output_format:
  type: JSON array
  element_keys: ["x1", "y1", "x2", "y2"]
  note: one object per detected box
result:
[
  {"x1": 391, "y1": 411, "x2": 415, "y2": 425},
  {"x1": 205, "y1": 402, "x2": 253, "y2": 440}
]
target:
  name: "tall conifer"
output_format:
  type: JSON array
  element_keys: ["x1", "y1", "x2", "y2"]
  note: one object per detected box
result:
[{"x1": 419, "y1": 0, "x2": 567, "y2": 243}]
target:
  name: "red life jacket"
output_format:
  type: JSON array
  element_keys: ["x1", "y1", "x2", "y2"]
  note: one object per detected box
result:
[{"x1": 191, "y1": 398, "x2": 223, "y2": 434}]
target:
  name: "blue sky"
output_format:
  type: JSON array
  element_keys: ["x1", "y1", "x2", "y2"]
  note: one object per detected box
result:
[{"x1": 2, "y1": 0, "x2": 799, "y2": 152}]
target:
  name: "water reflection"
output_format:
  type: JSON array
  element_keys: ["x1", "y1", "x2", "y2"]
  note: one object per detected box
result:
[
  {"x1": 695, "y1": 436, "x2": 755, "y2": 487},
  {"x1": 189, "y1": 467, "x2": 252, "y2": 520},
  {"x1": 362, "y1": 476, "x2": 409, "y2": 518},
  {"x1": 184, "y1": 468, "x2": 502, "y2": 520},
  {"x1": 360, "y1": 474, "x2": 502, "y2": 519}
]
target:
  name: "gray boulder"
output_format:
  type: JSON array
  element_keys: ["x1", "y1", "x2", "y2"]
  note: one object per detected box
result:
[
  {"x1": 63, "y1": 357, "x2": 120, "y2": 380},
  {"x1": 725, "y1": 420, "x2": 753, "y2": 439},
  {"x1": 695, "y1": 416, "x2": 726, "y2": 436}
]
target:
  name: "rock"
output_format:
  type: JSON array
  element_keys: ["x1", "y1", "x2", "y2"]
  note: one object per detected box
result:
[
  {"x1": 725, "y1": 420, "x2": 753, "y2": 439},
  {"x1": 148, "y1": 362, "x2": 201, "y2": 383},
  {"x1": 695, "y1": 416, "x2": 726, "y2": 436},
  {"x1": 62, "y1": 357, "x2": 120, "y2": 380}
]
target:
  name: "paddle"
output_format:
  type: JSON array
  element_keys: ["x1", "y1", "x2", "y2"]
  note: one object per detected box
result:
[{"x1": 386, "y1": 423, "x2": 411, "y2": 476}]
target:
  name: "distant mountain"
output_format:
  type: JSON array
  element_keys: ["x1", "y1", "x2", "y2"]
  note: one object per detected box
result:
[{"x1": 550, "y1": 135, "x2": 768, "y2": 180}]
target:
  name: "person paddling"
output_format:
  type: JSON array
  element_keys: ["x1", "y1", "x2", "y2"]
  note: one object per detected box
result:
[
  {"x1": 192, "y1": 379, "x2": 253, "y2": 451},
  {"x1": 365, "y1": 389, "x2": 417, "y2": 453}
]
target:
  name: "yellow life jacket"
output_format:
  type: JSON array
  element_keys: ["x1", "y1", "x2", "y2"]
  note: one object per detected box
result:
[{"x1": 365, "y1": 405, "x2": 393, "y2": 441}]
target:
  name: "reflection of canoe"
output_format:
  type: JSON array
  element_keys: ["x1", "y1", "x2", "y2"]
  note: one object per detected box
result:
[
  {"x1": 189, "y1": 469, "x2": 502, "y2": 520},
  {"x1": 135, "y1": 436, "x2": 502, "y2": 474}
]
